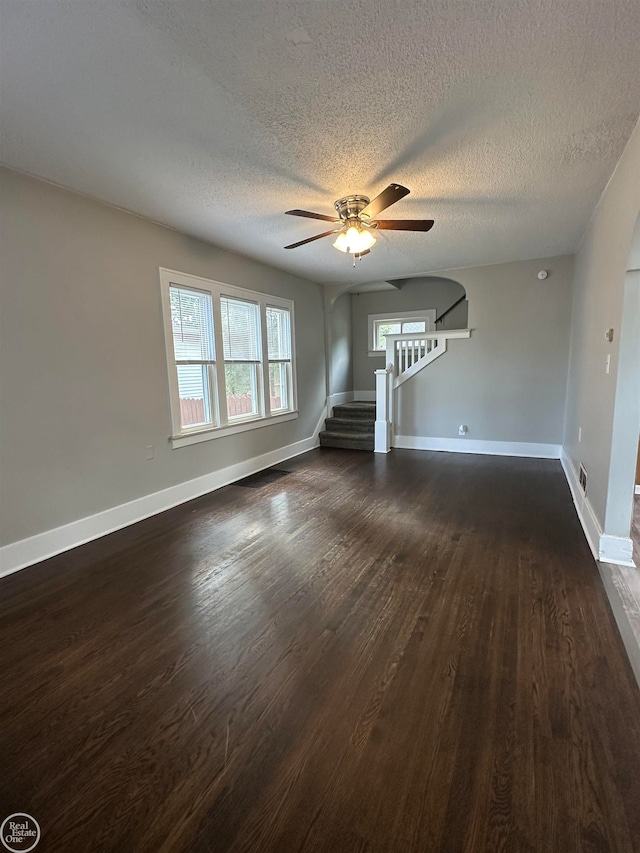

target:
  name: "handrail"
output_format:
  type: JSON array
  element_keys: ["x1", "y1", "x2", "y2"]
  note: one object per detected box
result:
[
  {"x1": 435, "y1": 295, "x2": 466, "y2": 326},
  {"x1": 386, "y1": 329, "x2": 470, "y2": 342}
]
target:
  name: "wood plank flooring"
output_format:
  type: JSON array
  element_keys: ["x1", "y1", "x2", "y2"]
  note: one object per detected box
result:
[
  {"x1": 607, "y1": 496, "x2": 640, "y2": 662},
  {"x1": 1, "y1": 448, "x2": 640, "y2": 852}
]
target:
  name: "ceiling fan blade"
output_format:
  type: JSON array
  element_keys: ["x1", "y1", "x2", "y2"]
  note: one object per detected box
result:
[
  {"x1": 285, "y1": 209, "x2": 340, "y2": 223},
  {"x1": 284, "y1": 229, "x2": 339, "y2": 250},
  {"x1": 374, "y1": 219, "x2": 435, "y2": 231},
  {"x1": 360, "y1": 183, "x2": 410, "y2": 219}
]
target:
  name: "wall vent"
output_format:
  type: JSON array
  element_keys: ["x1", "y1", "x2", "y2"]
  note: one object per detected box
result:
[{"x1": 579, "y1": 464, "x2": 587, "y2": 493}]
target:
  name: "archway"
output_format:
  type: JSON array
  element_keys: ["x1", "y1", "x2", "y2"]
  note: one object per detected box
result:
[{"x1": 324, "y1": 276, "x2": 467, "y2": 410}]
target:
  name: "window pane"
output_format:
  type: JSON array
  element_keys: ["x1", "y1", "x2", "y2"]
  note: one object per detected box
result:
[
  {"x1": 266, "y1": 306, "x2": 291, "y2": 360},
  {"x1": 177, "y1": 364, "x2": 213, "y2": 428},
  {"x1": 170, "y1": 286, "x2": 215, "y2": 361},
  {"x1": 402, "y1": 321, "x2": 426, "y2": 333},
  {"x1": 225, "y1": 363, "x2": 259, "y2": 418},
  {"x1": 269, "y1": 362, "x2": 289, "y2": 411},
  {"x1": 221, "y1": 297, "x2": 260, "y2": 361},
  {"x1": 376, "y1": 322, "x2": 401, "y2": 349}
]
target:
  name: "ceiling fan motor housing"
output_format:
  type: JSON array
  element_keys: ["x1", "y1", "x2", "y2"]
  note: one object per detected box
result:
[{"x1": 334, "y1": 194, "x2": 371, "y2": 223}]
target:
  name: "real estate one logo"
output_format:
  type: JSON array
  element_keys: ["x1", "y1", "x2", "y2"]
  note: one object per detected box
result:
[{"x1": 0, "y1": 814, "x2": 40, "y2": 852}]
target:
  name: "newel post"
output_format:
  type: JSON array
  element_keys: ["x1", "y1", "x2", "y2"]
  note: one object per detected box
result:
[{"x1": 374, "y1": 366, "x2": 393, "y2": 453}]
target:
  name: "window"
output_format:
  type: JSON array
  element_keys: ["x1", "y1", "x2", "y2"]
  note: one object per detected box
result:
[
  {"x1": 368, "y1": 310, "x2": 436, "y2": 354},
  {"x1": 169, "y1": 286, "x2": 217, "y2": 429},
  {"x1": 160, "y1": 269, "x2": 296, "y2": 447},
  {"x1": 221, "y1": 297, "x2": 261, "y2": 421},
  {"x1": 266, "y1": 306, "x2": 292, "y2": 413}
]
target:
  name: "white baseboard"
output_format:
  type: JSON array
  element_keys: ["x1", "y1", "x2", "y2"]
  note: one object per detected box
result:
[
  {"x1": 313, "y1": 403, "x2": 328, "y2": 439},
  {"x1": 394, "y1": 435, "x2": 562, "y2": 459},
  {"x1": 0, "y1": 428, "x2": 323, "y2": 580},
  {"x1": 561, "y1": 450, "x2": 635, "y2": 567},
  {"x1": 560, "y1": 451, "x2": 602, "y2": 562},
  {"x1": 600, "y1": 534, "x2": 635, "y2": 565},
  {"x1": 328, "y1": 391, "x2": 355, "y2": 409},
  {"x1": 354, "y1": 390, "x2": 376, "y2": 402}
]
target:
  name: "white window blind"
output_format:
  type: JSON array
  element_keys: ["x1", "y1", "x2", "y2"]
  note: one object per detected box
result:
[
  {"x1": 170, "y1": 287, "x2": 215, "y2": 361},
  {"x1": 266, "y1": 306, "x2": 291, "y2": 360},
  {"x1": 221, "y1": 297, "x2": 260, "y2": 361}
]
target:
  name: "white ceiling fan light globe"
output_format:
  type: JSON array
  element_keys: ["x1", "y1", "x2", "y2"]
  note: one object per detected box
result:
[{"x1": 333, "y1": 225, "x2": 376, "y2": 254}]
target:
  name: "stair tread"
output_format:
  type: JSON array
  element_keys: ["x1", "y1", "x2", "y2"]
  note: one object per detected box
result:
[
  {"x1": 332, "y1": 403, "x2": 376, "y2": 420},
  {"x1": 325, "y1": 417, "x2": 374, "y2": 429},
  {"x1": 334, "y1": 402, "x2": 375, "y2": 409},
  {"x1": 320, "y1": 432, "x2": 374, "y2": 451},
  {"x1": 320, "y1": 430, "x2": 374, "y2": 440}
]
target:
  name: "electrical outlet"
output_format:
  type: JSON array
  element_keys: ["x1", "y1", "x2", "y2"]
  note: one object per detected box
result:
[
  {"x1": 145, "y1": 445, "x2": 155, "y2": 460},
  {"x1": 458, "y1": 424, "x2": 468, "y2": 436}
]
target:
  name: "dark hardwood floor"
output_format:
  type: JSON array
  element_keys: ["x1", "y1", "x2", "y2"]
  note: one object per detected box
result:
[{"x1": 1, "y1": 448, "x2": 640, "y2": 852}]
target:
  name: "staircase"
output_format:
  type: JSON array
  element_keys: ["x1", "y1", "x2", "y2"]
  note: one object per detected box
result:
[{"x1": 319, "y1": 402, "x2": 375, "y2": 451}]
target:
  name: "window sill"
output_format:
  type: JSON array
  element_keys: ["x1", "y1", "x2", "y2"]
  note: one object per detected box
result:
[
  {"x1": 368, "y1": 350, "x2": 387, "y2": 358},
  {"x1": 170, "y1": 410, "x2": 298, "y2": 448}
]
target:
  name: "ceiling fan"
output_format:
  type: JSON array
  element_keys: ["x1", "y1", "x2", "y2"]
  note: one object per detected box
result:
[{"x1": 284, "y1": 183, "x2": 434, "y2": 262}]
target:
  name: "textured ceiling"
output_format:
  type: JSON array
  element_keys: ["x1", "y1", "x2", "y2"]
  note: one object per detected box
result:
[{"x1": 1, "y1": 0, "x2": 639, "y2": 285}]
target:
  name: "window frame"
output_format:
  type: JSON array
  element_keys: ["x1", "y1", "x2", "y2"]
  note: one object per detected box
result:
[
  {"x1": 368, "y1": 309, "x2": 437, "y2": 355},
  {"x1": 160, "y1": 268, "x2": 297, "y2": 448}
]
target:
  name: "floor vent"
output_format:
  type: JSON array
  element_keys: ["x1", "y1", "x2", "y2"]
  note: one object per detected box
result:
[
  {"x1": 579, "y1": 464, "x2": 588, "y2": 493},
  {"x1": 234, "y1": 468, "x2": 291, "y2": 489}
]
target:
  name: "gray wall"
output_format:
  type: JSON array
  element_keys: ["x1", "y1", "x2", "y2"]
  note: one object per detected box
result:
[
  {"x1": 328, "y1": 292, "x2": 353, "y2": 396},
  {"x1": 0, "y1": 168, "x2": 326, "y2": 546},
  {"x1": 563, "y1": 118, "x2": 640, "y2": 533},
  {"x1": 352, "y1": 277, "x2": 467, "y2": 390},
  {"x1": 606, "y1": 270, "x2": 640, "y2": 537},
  {"x1": 357, "y1": 256, "x2": 574, "y2": 444}
]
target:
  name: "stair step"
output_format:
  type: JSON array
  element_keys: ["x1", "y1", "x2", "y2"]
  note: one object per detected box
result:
[
  {"x1": 325, "y1": 417, "x2": 374, "y2": 434},
  {"x1": 319, "y1": 430, "x2": 374, "y2": 451},
  {"x1": 332, "y1": 402, "x2": 376, "y2": 420}
]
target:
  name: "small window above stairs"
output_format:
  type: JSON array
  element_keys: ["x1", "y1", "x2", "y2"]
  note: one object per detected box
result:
[{"x1": 319, "y1": 402, "x2": 376, "y2": 451}]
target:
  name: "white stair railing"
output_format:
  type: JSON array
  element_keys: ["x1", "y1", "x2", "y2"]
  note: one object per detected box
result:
[{"x1": 374, "y1": 330, "x2": 471, "y2": 453}]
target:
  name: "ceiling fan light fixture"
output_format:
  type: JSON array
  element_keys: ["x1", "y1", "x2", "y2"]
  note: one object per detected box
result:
[{"x1": 333, "y1": 225, "x2": 376, "y2": 255}]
